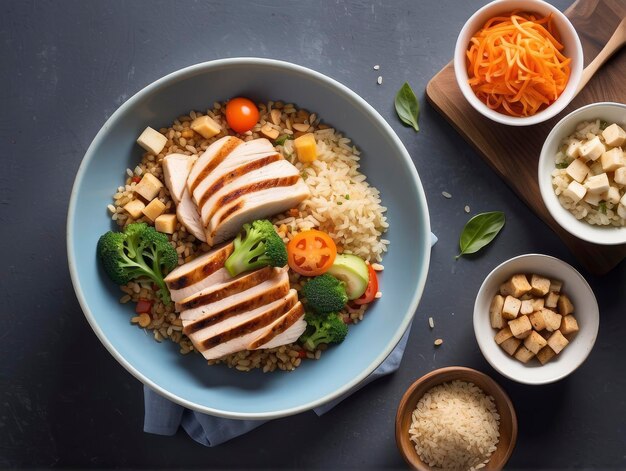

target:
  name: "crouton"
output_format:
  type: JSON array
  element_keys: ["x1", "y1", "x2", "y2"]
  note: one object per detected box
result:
[
  {"x1": 494, "y1": 326, "x2": 514, "y2": 345},
  {"x1": 557, "y1": 294, "x2": 574, "y2": 316},
  {"x1": 509, "y1": 315, "x2": 532, "y2": 339},
  {"x1": 528, "y1": 310, "x2": 546, "y2": 331},
  {"x1": 531, "y1": 298, "x2": 545, "y2": 311},
  {"x1": 520, "y1": 299, "x2": 534, "y2": 315},
  {"x1": 514, "y1": 345, "x2": 536, "y2": 363},
  {"x1": 489, "y1": 295, "x2": 505, "y2": 329},
  {"x1": 524, "y1": 330, "x2": 548, "y2": 354},
  {"x1": 560, "y1": 315, "x2": 579, "y2": 336},
  {"x1": 545, "y1": 291, "x2": 560, "y2": 308},
  {"x1": 502, "y1": 296, "x2": 521, "y2": 320},
  {"x1": 547, "y1": 330, "x2": 569, "y2": 354},
  {"x1": 541, "y1": 308, "x2": 563, "y2": 332},
  {"x1": 530, "y1": 274, "x2": 550, "y2": 296},
  {"x1": 549, "y1": 279, "x2": 563, "y2": 293},
  {"x1": 536, "y1": 346, "x2": 557, "y2": 365},
  {"x1": 500, "y1": 274, "x2": 532, "y2": 298},
  {"x1": 500, "y1": 337, "x2": 521, "y2": 356}
]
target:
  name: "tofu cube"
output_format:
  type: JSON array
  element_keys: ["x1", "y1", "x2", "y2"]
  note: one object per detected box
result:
[
  {"x1": 260, "y1": 124, "x2": 280, "y2": 140},
  {"x1": 562, "y1": 180, "x2": 587, "y2": 203},
  {"x1": 566, "y1": 158, "x2": 590, "y2": 183},
  {"x1": 585, "y1": 173, "x2": 610, "y2": 195},
  {"x1": 514, "y1": 345, "x2": 536, "y2": 363},
  {"x1": 509, "y1": 315, "x2": 532, "y2": 339},
  {"x1": 137, "y1": 127, "x2": 168, "y2": 155},
  {"x1": 601, "y1": 148, "x2": 624, "y2": 172},
  {"x1": 500, "y1": 274, "x2": 532, "y2": 298},
  {"x1": 531, "y1": 297, "x2": 545, "y2": 311},
  {"x1": 549, "y1": 279, "x2": 563, "y2": 293},
  {"x1": 123, "y1": 199, "x2": 145, "y2": 219},
  {"x1": 547, "y1": 330, "x2": 569, "y2": 354},
  {"x1": 142, "y1": 198, "x2": 166, "y2": 222},
  {"x1": 537, "y1": 346, "x2": 557, "y2": 365},
  {"x1": 520, "y1": 299, "x2": 534, "y2": 315},
  {"x1": 557, "y1": 294, "x2": 574, "y2": 316},
  {"x1": 565, "y1": 140, "x2": 582, "y2": 159},
  {"x1": 191, "y1": 115, "x2": 221, "y2": 139},
  {"x1": 134, "y1": 173, "x2": 164, "y2": 202},
  {"x1": 502, "y1": 296, "x2": 521, "y2": 320},
  {"x1": 602, "y1": 123, "x2": 626, "y2": 147},
  {"x1": 494, "y1": 326, "x2": 514, "y2": 345},
  {"x1": 614, "y1": 167, "x2": 626, "y2": 186},
  {"x1": 155, "y1": 214, "x2": 177, "y2": 234},
  {"x1": 579, "y1": 136, "x2": 605, "y2": 161},
  {"x1": 500, "y1": 337, "x2": 521, "y2": 356},
  {"x1": 524, "y1": 330, "x2": 548, "y2": 354},
  {"x1": 602, "y1": 186, "x2": 621, "y2": 205},
  {"x1": 530, "y1": 274, "x2": 550, "y2": 296},
  {"x1": 529, "y1": 310, "x2": 547, "y2": 331},
  {"x1": 294, "y1": 133, "x2": 317, "y2": 163},
  {"x1": 541, "y1": 308, "x2": 563, "y2": 332},
  {"x1": 489, "y1": 295, "x2": 505, "y2": 329},
  {"x1": 583, "y1": 191, "x2": 602, "y2": 206},
  {"x1": 560, "y1": 315, "x2": 580, "y2": 336},
  {"x1": 545, "y1": 291, "x2": 560, "y2": 308}
]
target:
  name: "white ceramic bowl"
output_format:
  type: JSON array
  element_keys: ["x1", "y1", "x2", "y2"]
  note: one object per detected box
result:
[
  {"x1": 538, "y1": 102, "x2": 626, "y2": 245},
  {"x1": 473, "y1": 254, "x2": 599, "y2": 385},
  {"x1": 454, "y1": 0, "x2": 583, "y2": 126}
]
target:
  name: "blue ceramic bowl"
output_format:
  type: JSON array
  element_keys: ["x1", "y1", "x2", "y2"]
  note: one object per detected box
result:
[{"x1": 67, "y1": 58, "x2": 431, "y2": 419}]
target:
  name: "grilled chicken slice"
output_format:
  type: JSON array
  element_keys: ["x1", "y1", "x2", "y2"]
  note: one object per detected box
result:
[
  {"x1": 206, "y1": 179, "x2": 310, "y2": 246},
  {"x1": 248, "y1": 302, "x2": 306, "y2": 350},
  {"x1": 175, "y1": 188, "x2": 206, "y2": 242},
  {"x1": 187, "y1": 136, "x2": 243, "y2": 195},
  {"x1": 188, "y1": 290, "x2": 298, "y2": 360},
  {"x1": 162, "y1": 153, "x2": 193, "y2": 205},
  {"x1": 164, "y1": 243, "x2": 233, "y2": 302}
]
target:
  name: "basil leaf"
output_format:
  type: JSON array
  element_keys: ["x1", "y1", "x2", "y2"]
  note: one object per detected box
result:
[
  {"x1": 456, "y1": 211, "x2": 505, "y2": 259},
  {"x1": 274, "y1": 135, "x2": 294, "y2": 146},
  {"x1": 555, "y1": 162, "x2": 569, "y2": 169},
  {"x1": 394, "y1": 82, "x2": 420, "y2": 132}
]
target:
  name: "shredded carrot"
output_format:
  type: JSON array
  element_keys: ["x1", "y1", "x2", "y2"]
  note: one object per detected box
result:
[{"x1": 466, "y1": 11, "x2": 571, "y2": 117}]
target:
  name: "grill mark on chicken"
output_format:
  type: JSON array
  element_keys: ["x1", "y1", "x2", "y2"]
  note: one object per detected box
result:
[
  {"x1": 177, "y1": 267, "x2": 274, "y2": 311},
  {"x1": 198, "y1": 295, "x2": 297, "y2": 350},
  {"x1": 188, "y1": 137, "x2": 241, "y2": 193},
  {"x1": 196, "y1": 154, "x2": 282, "y2": 210},
  {"x1": 166, "y1": 244, "x2": 233, "y2": 290},
  {"x1": 183, "y1": 281, "x2": 290, "y2": 335},
  {"x1": 248, "y1": 302, "x2": 305, "y2": 349}
]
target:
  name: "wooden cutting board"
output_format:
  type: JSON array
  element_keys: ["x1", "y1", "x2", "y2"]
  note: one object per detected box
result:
[{"x1": 426, "y1": 0, "x2": 626, "y2": 275}]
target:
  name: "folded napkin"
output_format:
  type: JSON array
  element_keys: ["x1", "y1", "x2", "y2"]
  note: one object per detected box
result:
[{"x1": 143, "y1": 233, "x2": 438, "y2": 446}]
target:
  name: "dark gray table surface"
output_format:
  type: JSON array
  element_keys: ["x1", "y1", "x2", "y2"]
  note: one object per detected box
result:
[{"x1": 2, "y1": 0, "x2": 625, "y2": 468}]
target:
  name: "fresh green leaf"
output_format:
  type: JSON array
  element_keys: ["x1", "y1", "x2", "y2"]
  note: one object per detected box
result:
[
  {"x1": 274, "y1": 134, "x2": 294, "y2": 146},
  {"x1": 394, "y1": 82, "x2": 420, "y2": 132},
  {"x1": 555, "y1": 162, "x2": 569, "y2": 169},
  {"x1": 599, "y1": 201, "x2": 607, "y2": 214},
  {"x1": 456, "y1": 211, "x2": 506, "y2": 259}
]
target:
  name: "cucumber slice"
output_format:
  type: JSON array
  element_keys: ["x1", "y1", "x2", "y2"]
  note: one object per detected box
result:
[{"x1": 326, "y1": 254, "x2": 369, "y2": 300}]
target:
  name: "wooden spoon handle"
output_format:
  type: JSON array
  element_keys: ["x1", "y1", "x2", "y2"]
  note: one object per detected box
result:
[{"x1": 576, "y1": 16, "x2": 626, "y2": 95}]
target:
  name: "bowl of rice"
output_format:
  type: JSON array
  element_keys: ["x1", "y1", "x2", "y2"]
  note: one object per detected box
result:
[
  {"x1": 395, "y1": 367, "x2": 517, "y2": 471},
  {"x1": 538, "y1": 102, "x2": 626, "y2": 245},
  {"x1": 67, "y1": 58, "x2": 431, "y2": 419}
]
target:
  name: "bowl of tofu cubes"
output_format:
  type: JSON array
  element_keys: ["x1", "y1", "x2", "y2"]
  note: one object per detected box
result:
[
  {"x1": 473, "y1": 254, "x2": 599, "y2": 385},
  {"x1": 538, "y1": 102, "x2": 626, "y2": 245}
]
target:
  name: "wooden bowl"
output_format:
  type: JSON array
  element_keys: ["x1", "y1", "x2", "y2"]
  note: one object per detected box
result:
[{"x1": 395, "y1": 367, "x2": 517, "y2": 470}]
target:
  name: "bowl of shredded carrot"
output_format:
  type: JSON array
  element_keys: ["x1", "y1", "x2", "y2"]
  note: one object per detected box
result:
[{"x1": 454, "y1": 0, "x2": 583, "y2": 126}]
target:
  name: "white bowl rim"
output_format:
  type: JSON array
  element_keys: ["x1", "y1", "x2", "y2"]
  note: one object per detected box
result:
[
  {"x1": 538, "y1": 101, "x2": 626, "y2": 245},
  {"x1": 66, "y1": 57, "x2": 432, "y2": 419},
  {"x1": 473, "y1": 253, "x2": 599, "y2": 385},
  {"x1": 453, "y1": 0, "x2": 584, "y2": 126}
]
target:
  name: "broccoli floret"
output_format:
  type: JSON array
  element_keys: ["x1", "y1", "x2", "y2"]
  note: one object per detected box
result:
[
  {"x1": 301, "y1": 274, "x2": 348, "y2": 314},
  {"x1": 224, "y1": 219, "x2": 287, "y2": 276},
  {"x1": 299, "y1": 312, "x2": 348, "y2": 350},
  {"x1": 97, "y1": 222, "x2": 178, "y2": 304}
]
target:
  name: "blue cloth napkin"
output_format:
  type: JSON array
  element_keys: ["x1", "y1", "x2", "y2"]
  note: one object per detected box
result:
[{"x1": 144, "y1": 233, "x2": 438, "y2": 446}]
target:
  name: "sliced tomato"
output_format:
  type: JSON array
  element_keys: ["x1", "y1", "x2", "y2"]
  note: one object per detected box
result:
[
  {"x1": 353, "y1": 265, "x2": 379, "y2": 305},
  {"x1": 287, "y1": 230, "x2": 337, "y2": 276},
  {"x1": 225, "y1": 97, "x2": 260, "y2": 133},
  {"x1": 135, "y1": 299, "x2": 153, "y2": 314}
]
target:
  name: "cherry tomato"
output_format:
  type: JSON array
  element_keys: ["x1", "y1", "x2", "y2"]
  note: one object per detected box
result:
[
  {"x1": 135, "y1": 299, "x2": 153, "y2": 314},
  {"x1": 353, "y1": 264, "x2": 379, "y2": 305},
  {"x1": 287, "y1": 230, "x2": 337, "y2": 276},
  {"x1": 225, "y1": 97, "x2": 260, "y2": 133}
]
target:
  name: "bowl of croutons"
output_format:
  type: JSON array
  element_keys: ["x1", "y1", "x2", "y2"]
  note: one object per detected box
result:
[{"x1": 473, "y1": 254, "x2": 599, "y2": 385}]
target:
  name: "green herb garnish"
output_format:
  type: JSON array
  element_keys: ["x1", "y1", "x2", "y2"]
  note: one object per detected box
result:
[
  {"x1": 337, "y1": 201, "x2": 343, "y2": 205},
  {"x1": 599, "y1": 201, "x2": 607, "y2": 214},
  {"x1": 394, "y1": 82, "x2": 420, "y2": 132},
  {"x1": 274, "y1": 135, "x2": 294, "y2": 146},
  {"x1": 555, "y1": 162, "x2": 569, "y2": 169},
  {"x1": 456, "y1": 211, "x2": 506, "y2": 260},
  {"x1": 345, "y1": 194, "x2": 350, "y2": 200},
  {"x1": 600, "y1": 121, "x2": 609, "y2": 130}
]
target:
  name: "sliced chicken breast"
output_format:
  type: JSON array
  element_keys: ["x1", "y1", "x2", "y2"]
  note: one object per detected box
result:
[
  {"x1": 187, "y1": 136, "x2": 242, "y2": 194},
  {"x1": 162, "y1": 153, "x2": 193, "y2": 204},
  {"x1": 206, "y1": 179, "x2": 310, "y2": 246},
  {"x1": 175, "y1": 188, "x2": 206, "y2": 242},
  {"x1": 164, "y1": 243, "x2": 233, "y2": 302},
  {"x1": 248, "y1": 302, "x2": 306, "y2": 350}
]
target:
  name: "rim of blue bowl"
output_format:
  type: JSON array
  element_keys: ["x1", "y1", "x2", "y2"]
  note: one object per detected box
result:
[{"x1": 66, "y1": 57, "x2": 431, "y2": 419}]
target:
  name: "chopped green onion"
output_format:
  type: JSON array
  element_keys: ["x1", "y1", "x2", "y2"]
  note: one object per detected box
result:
[
  {"x1": 599, "y1": 201, "x2": 607, "y2": 214},
  {"x1": 345, "y1": 194, "x2": 350, "y2": 200},
  {"x1": 555, "y1": 162, "x2": 569, "y2": 169}
]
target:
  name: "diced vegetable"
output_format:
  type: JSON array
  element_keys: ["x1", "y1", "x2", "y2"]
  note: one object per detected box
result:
[
  {"x1": 142, "y1": 199, "x2": 166, "y2": 222},
  {"x1": 287, "y1": 230, "x2": 337, "y2": 276},
  {"x1": 134, "y1": 173, "x2": 164, "y2": 202},
  {"x1": 326, "y1": 254, "x2": 369, "y2": 300},
  {"x1": 353, "y1": 264, "x2": 379, "y2": 305},
  {"x1": 155, "y1": 214, "x2": 177, "y2": 234},
  {"x1": 191, "y1": 115, "x2": 221, "y2": 139},
  {"x1": 136, "y1": 127, "x2": 167, "y2": 155},
  {"x1": 135, "y1": 299, "x2": 153, "y2": 314},
  {"x1": 293, "y1": 133, "x2": 317, "y2": 163}
]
